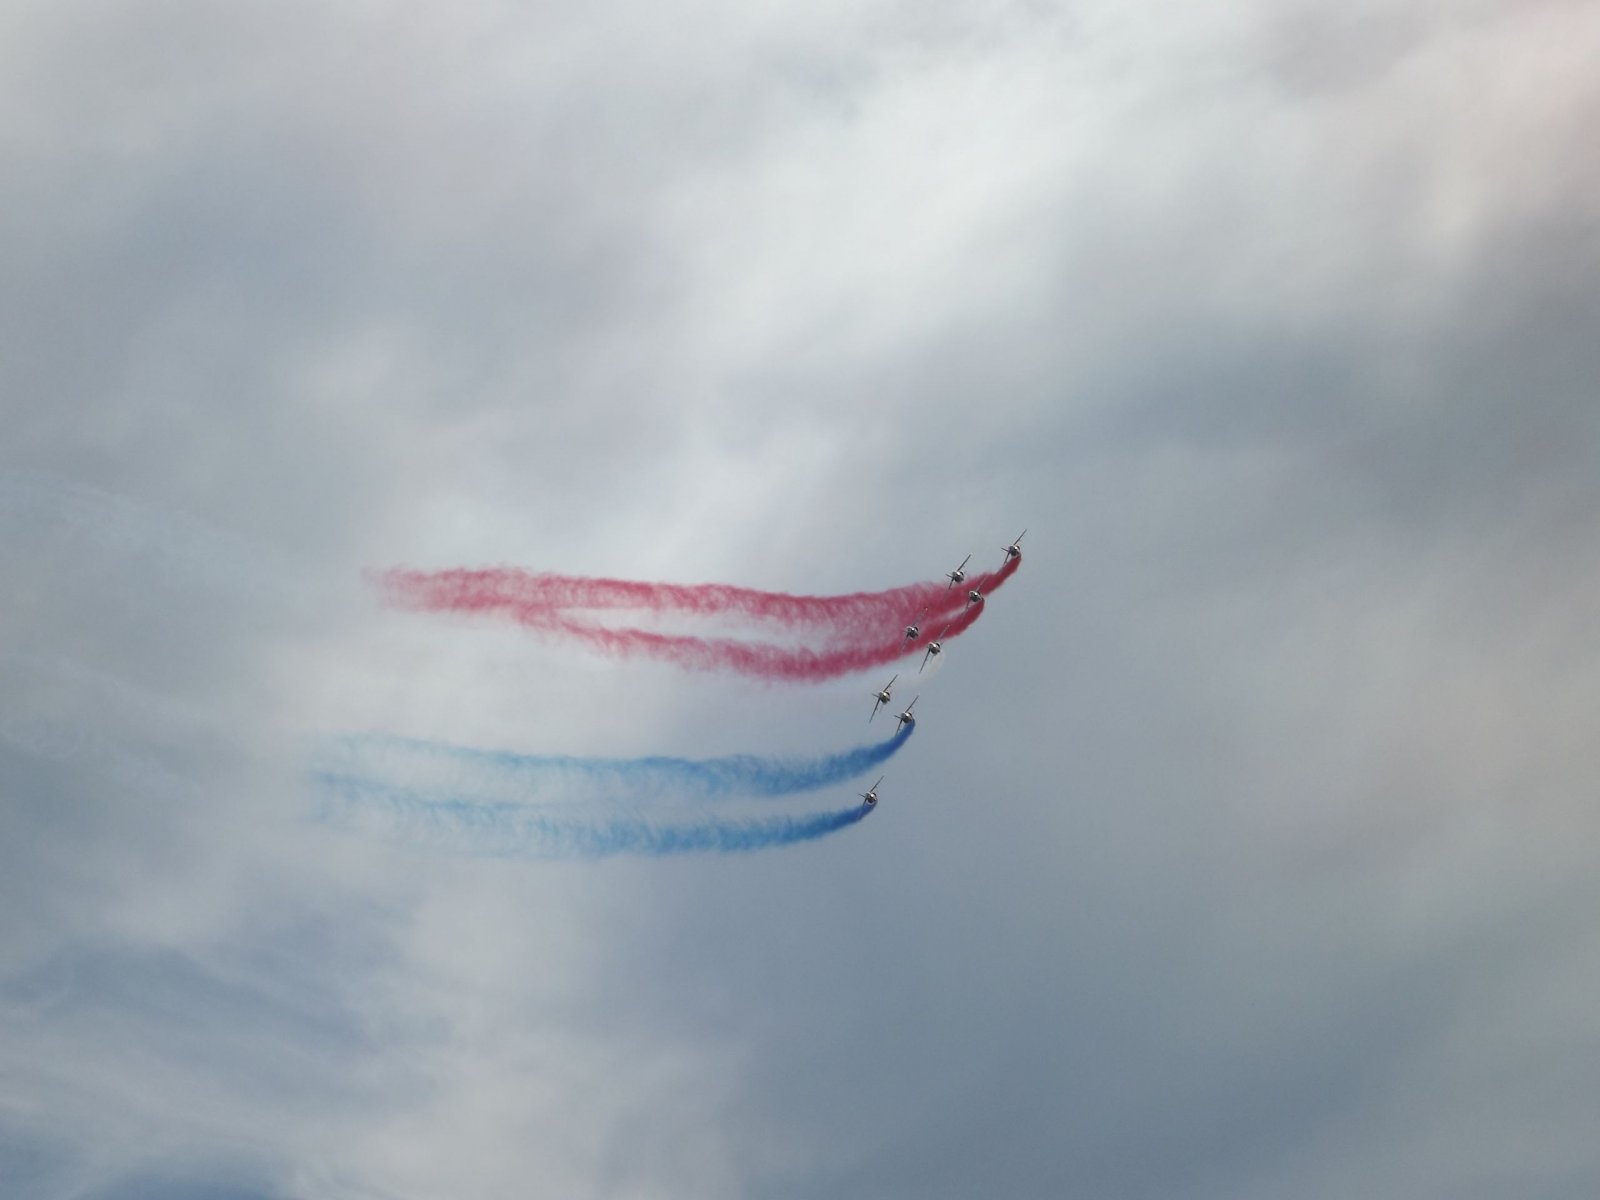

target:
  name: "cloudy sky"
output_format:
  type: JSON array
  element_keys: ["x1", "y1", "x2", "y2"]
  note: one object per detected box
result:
[{"x1": 4, "y1": 0, "x2": 1600, "y2": 1196}]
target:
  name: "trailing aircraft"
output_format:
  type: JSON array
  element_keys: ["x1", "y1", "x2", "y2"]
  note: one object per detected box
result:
[
  {"x1": 860, "y1": 776, "x2": 884, "y2": 807},
  {"x1": 869, "y1": 674, "x2": 898, "y2": 722},
  {"x1": 895, "y1": 696, "x2": 918, "y2": 730},
  {"x1": 945, "y1": 554, "x2": 972, "y2": 589}
]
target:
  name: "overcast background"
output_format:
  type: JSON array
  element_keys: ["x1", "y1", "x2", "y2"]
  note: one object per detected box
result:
[{"x1": 4, "y1": 1, "x2": 1600, "y2": 1197}]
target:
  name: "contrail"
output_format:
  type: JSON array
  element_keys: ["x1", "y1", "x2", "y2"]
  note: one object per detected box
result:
[
  {"x1": 316, "y1": 774, "x2": 873, "y2": 858},
  {"x1": 321, "y1": 724, "x2": 914, "y2": 802},
  {"x1": 373, "y1": 556, "x2": 1020, "y2": 680}
]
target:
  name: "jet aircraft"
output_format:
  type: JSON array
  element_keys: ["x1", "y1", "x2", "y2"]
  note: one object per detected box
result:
[
  {"x1": 903, "y1": 607, "x2": 928, "y2": 642},
  {"x1": 869, "y1": 674, "x2": 898, "y2": 722},
  {"x1": 860, "y1": 776, "x2": 884, "y2": 808},
  {"x1": 945, "y1": 554, "x2": 972, "y2": 589},
  {"x1": 894, "y1": 696, "x2": 918, "y2": 730},
  {"x1": 919, "y1": 627, "x2": 948, "y2": 672},
  {"x1": 1003, "y1": 529, "x2": 1026, "y2": 560}
]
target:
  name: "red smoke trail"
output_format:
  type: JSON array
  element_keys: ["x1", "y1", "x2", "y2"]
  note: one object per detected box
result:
[
  {"x1": 374, "y1": 556, "x2": 1020, "y2": 680},
  {"x1": 377, "y1": 557, "x2": 1016, "y2": 634},
  {"x1": 375, "y1": 569, "x2": 937, "y2": 626}
]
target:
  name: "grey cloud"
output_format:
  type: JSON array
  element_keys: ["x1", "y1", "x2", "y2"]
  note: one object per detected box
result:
[{"x1": 5, "y1": 0, "x2": 1600, "y2": 1196}]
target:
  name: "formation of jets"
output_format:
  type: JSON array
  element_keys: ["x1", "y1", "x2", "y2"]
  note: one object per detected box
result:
[{"x1": 860, "y1": 531, "x2": 1024, "y2": 811}]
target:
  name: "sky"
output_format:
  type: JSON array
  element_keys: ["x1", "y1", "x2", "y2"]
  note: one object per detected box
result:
[{"x1": 3, "y1": 0, "x2": 1600, "y2": 1196}]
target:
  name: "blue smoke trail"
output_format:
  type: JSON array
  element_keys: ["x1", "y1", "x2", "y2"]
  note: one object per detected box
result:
[
  {"x1": 315, "y1": 772, "x2": 871, "y2": 858},
  {"x1": 318, "y1": 723, "x2": 912, "y2": 803}
]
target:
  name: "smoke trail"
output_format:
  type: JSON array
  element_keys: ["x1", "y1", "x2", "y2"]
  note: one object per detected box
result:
[
  {"x1": 323, "y1": 723, "x2": 913, "y2": 802},
  {"x1": 317, "y1": 773, "x2": 872, "y2": 858},
  {"x1": 376, "y1": 558, "x2": 1016, "y2": 634},
  {"x1": 374, "y1": 556, "x2": 1020, "y2": 680},
  {"x1": 372, "y1": 567, "x2": 943, "y2": 633}
]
